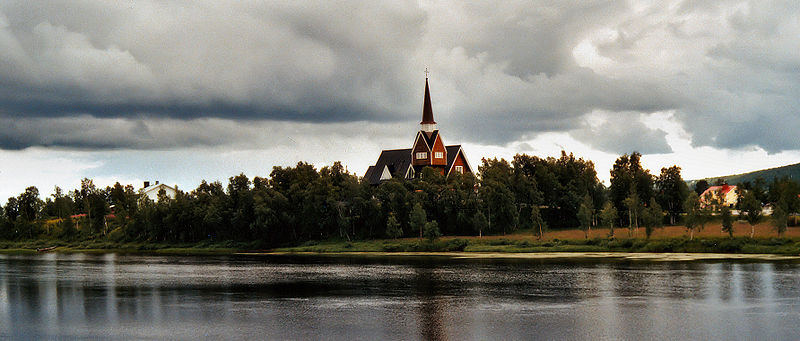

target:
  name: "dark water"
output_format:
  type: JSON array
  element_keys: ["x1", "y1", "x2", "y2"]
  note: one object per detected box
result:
[{"x1": 2, "y1": 253, "x2": 800, "y2": 340}]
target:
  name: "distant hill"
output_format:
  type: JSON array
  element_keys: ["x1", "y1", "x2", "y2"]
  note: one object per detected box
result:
[{"x1": 688, "y1": 162, "x2": 800, "y2": 187}]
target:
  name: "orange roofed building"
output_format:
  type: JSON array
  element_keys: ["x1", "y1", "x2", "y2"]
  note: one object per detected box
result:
[
  {"x1": 699, "y1": 184, "x2": 738, "y2": 208},
  {"x1": 363, "y1": 77, "x2": 472, "y2": 185}
]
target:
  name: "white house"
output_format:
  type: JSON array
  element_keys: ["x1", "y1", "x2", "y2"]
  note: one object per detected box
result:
[{"x1": 140, "y1": 181, "x2": 177, "y2": 201}]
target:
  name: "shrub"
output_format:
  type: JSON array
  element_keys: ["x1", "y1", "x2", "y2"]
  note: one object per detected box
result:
[{"x1": 443, "y1": 239, "x2": 469, "y2": 251}]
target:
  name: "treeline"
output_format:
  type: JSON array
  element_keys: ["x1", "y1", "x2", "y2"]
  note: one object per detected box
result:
[{"x1": 2, "y1": 151, "x2": 799, "y2": 247}]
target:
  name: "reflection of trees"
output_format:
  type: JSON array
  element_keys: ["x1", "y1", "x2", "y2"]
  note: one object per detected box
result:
[{"x1": 414, "y1": 266, "x2": 446, "y2": 341}]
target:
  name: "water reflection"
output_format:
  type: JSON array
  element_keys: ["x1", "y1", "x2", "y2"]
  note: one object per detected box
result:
[{"x1": 1, "y1": 254, "x2": 800, "y2": 339}]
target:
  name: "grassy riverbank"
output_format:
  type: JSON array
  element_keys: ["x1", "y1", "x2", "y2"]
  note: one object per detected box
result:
[
  {"x1": 2, "y1": 222, "x2": 800, "y2": 256},
  {"x1": 274, "y1": 235, "x2": 800, "y2": 255},
  {"x1": 0, "y1": 239, "x2": 256, "y2": 255}
]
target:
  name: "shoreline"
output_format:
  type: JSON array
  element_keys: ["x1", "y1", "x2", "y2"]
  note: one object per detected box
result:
[
  {"x1": 3, "y1": 247, "x2": 799, "y2": 261},
  {"x1": 245, "y1": 251, "x2": 800, "y2": 261}
]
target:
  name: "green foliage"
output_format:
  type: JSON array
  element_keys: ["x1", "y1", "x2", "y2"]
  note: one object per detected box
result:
[
  {"x1": 641, "y1": 198, "x2": 663, "y2": 239},
  {"x1": 577, "y1": 194, "x2": 593, "y2": 238},
  {"x1": 472, "y1": 211, "x2": 488, "y2": 237},
  {"x1": 409, "y1": 202, "x2": 427, "y2": 239},
  {"x1": 17, "y1": 186, "x2": 42, "y2": 222},
  {"x1": 4, "y1": 155, "x2": 800, "y2": 253},
  {"x1": 599, "y1": 202, "x2": 617, "y2": 237},
  {"x1": 694, "y1": 180, "x2": 710, "y2": 196},
  {"x1": 739, "y1": 190, "x2": 762, "y2": 238},
  {"x1": 511, "y1": 151, "x2": 602, "y2": 229},
  {"x1": 655, "y1": 166, "x2": 688, "y2": 225},
  {"x1": 423, "y1": 220, "x2": 441, "y2": 242},
  {"x1": 529, "y1": 205, "x2": 547, "y2": 240},
  {"x1": 683, "y1": 191, "x2": 710, "y2": 240},
  {"x1": 622, "y1": 190, "x2": 641, "y2": 233},
  {"x1": 721, "y1": 206, "x2": 733, "y2": 237},
  {"x1": 610, "y1": 152, "x2": 654, "y2": 229},
  {"x1": 4, "y1": 197, "x2": 19, "y2": 223},
  {"x1": 385, "y1": 213, "x2": 402, "y2": 239},
  {"x1": 772, "y1": 205, "x2": 788, "y2": 236}
]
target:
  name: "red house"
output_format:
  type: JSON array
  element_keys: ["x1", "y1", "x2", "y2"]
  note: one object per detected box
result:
[{"x1": 363, "y1": 77, "x2": 472, "y2": 185}]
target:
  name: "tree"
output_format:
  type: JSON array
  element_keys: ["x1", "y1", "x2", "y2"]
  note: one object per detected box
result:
[
  {"x1": 622, "y1": 190, "x2": 641, "y2": 236},
  {"x1": 610, "y1": 152, "x2": 653, "y2": 229},
  {"x1": 721, "y1": 205, "x2": 733, "y2": 237},
  {"x1": 4, "y1": 197, "x2": 19, "y2": 222},
  {"x1": 529, "y1": 206, "x2": 546, "y2": 240},
  {"x1": 409, "y1": 202, "x2": 427, "y2": 239},
  {"x1": 772, "y1": 204, "x2": 788, "y2": 236},
  {"x1": 599, "y1": 201, "x2": 618, "y2": 237},
  {"x1": 17, "y1": 186, "x2": 42, "y2": 222},
  {"x1": 641, "y1": 198, "x2": 663, "y2": 239},
  {"x1": 386, "y1": 212, "x2": 402, "y2": 239},
  {"x1": 683, "y1": 192, "x2": 709, "y2": 240},
  {"x1": 473, "y1": 211, "x2": 488, "y2": 238},
  {"x1": 511, "y1": 152, "x2": 601, "y2": 229},
  {"x1": 768, "y1": 178, "x2": 800, "y2": 237},
  {"x1": 739, "y1": 190, "x2": 762, "y2": 238},
  {"x1": 694, "y1": 180, "x2": 710, "y2": 196},
  {"x1": 479, "y1": 180, "x2": 518, "y2": 235},
  {"x1": 423, "y1": 220, "x2": 441, "y2": 242},
  {"x1": 577, "y1": 194, "x2": 593, "y2": 239},
  {"x1": 655, "y1": 166, "x2": 688, "y2": 225}
]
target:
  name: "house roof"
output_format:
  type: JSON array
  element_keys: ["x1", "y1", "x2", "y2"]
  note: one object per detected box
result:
[
  {"x1": 363, "y1": 148, "x2": 413, "y2": 185},
  {"x1": 701, "y1": 184, "x2": 737, "y2": 197},
  {"x1": 421, "y1": 77, "x2": 435, "y2": 124},
  {"x1": 140, "y1": 183, "x2": 176, "y2": 194}
]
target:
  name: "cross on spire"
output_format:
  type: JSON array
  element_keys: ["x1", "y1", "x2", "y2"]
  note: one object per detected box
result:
[{"x1": 424, "y1": 67, "x2": 429, "y2": 79}]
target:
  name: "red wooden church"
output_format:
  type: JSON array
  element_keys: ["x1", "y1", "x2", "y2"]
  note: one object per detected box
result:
[{"x1": 363, "y1": 77, "x2": 472, "y2": 185}]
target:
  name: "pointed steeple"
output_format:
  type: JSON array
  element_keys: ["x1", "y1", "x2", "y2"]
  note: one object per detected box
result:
[{"x1": 420, "y1": 75, "x2": 437, "y2": 132}]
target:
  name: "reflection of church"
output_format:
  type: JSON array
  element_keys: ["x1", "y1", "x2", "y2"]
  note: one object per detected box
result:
[{"x1": 363, "y1": 77, "x2": 472, "y2": 185}]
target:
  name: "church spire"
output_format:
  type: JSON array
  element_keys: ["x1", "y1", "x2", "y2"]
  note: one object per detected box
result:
[{"x1": 420, "y1": 72, "x2": 437, "y2": 132}]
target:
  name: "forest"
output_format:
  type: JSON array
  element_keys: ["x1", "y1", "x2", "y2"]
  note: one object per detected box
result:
[{"x1": 2, "y1": 151, "x2": 800, "y2": 248}]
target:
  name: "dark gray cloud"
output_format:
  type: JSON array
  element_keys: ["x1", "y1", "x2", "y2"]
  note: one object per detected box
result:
[
  {"x1": 0, "y1": 1, "x2": 798, "y2": 155},
  {"x1": 570, "y1": 112, "x2": 672, "y2": 155}
]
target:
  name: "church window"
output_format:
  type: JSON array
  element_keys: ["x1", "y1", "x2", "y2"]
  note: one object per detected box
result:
[
  {"x1": 435, "y1": 152, "x2": 443, "y2": 159},
  {"x1": 416, "y1": 152, "x2": 427, "y2": 159},
  {"x1": 455, "y1": 166, "x2": 464, "y2": 174}
]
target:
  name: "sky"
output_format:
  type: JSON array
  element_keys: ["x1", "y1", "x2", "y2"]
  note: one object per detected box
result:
[{"x1": 1, "y1": 0, "x2": 800, "y2": 203}]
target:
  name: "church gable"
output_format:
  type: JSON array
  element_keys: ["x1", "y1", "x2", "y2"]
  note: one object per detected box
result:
[
  {"x1": 446, "y1": 145, "x2": 472, "y2": 175},
  {"x1": 412, "y1": 131, "x2": 432, "y2": 166},
  {"x1": 431, "y1": 133, "x2": 447, "y2": 166}
]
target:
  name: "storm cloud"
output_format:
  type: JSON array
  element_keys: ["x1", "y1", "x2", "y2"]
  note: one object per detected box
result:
[{"x1": 0, "y1": 1, "x2": 798, "y2": 154}]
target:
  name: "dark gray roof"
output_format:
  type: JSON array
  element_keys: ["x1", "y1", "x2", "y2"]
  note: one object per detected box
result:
[
  {"x1": 445, "y1": 145, "x2": 460, "y2": 168},
  {"x1": 363, "y1": 148, "x2": 412, "y2": 185},
  {"x1": 363, "y1": 166, "x2": 376, "y2": 183},
  {"x1": 421, "y1": 130, "x2": 439, "y2": 149}
]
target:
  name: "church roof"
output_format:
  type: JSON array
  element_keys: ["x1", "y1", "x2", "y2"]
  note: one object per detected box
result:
[
  {"x1": 445, "y1": 145, "x2": 461, "y2": 166},
  {"x1": 421, "y1": 130, "x2": 439, "y2": 149},
  {"x1": 363, "y1": 148, "x2": 413, "y2": 185},
  {"x1": 421, "y1": 77, "x2": 435, "y2": 124}
]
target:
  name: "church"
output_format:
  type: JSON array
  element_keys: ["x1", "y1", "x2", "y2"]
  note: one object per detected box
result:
[{"x1": 363, "y1": 77, "x2": 473, "y2": 185}]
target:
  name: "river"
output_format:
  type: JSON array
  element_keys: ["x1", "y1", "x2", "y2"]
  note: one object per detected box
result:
[{"x1": 2, "y1": 253, "x2": 799, "y2": 340}]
